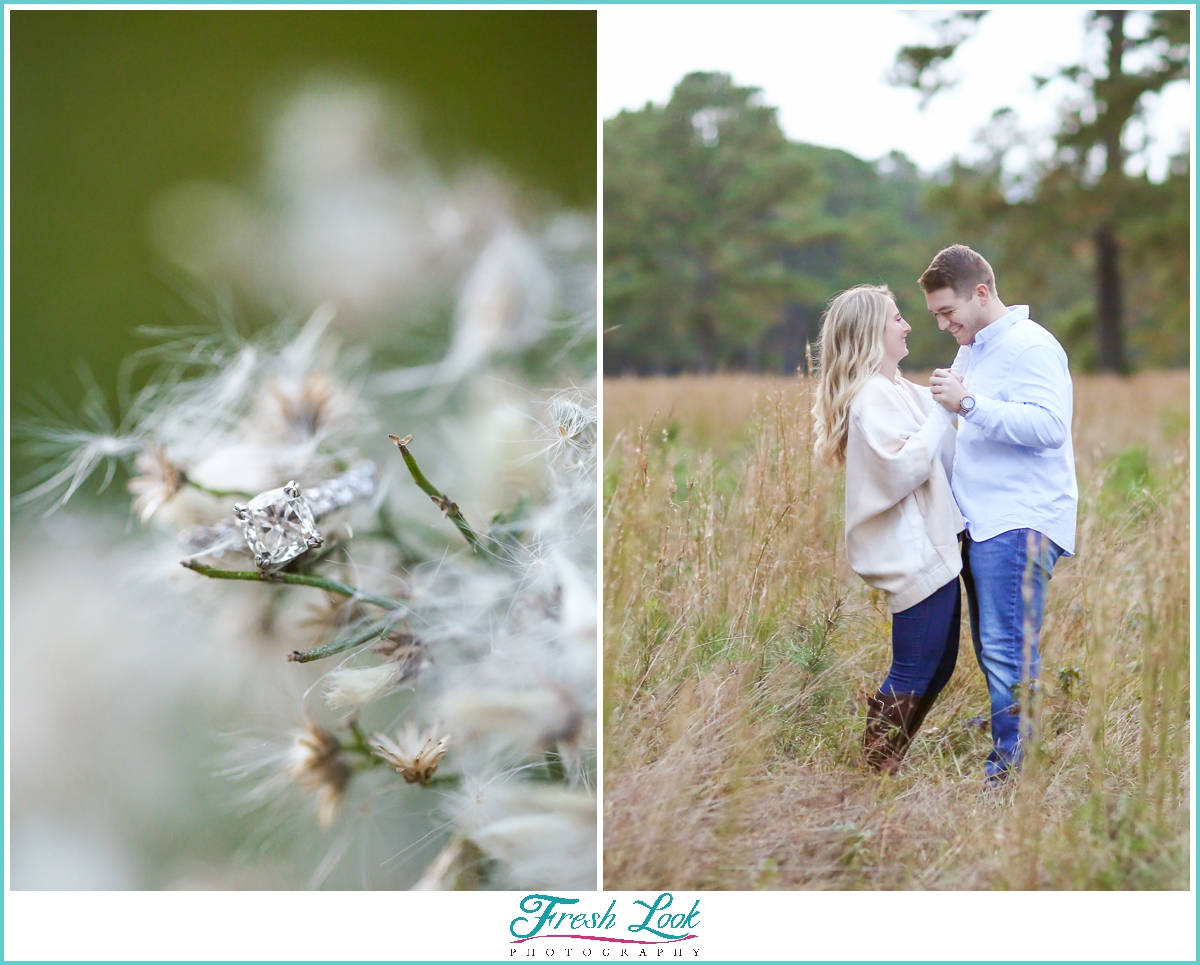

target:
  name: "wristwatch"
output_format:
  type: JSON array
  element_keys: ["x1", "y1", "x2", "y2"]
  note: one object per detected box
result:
[{"x1": 958, "y1": 394, "x2": 977, "y2": 416}]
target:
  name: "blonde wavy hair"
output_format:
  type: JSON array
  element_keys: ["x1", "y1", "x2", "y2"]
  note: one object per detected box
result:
[{"x1": 811, "y1": 284, "x2": 896, "y2": 466}]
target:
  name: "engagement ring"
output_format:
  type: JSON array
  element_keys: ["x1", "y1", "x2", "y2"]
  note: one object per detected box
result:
[{"x1": 233, "y1": 461, "x2": 377, "y2": 571}]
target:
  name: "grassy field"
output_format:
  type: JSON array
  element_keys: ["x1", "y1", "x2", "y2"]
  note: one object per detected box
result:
[{"x1": 603, "y1": 370, "x2": 1191, "y2": 890}]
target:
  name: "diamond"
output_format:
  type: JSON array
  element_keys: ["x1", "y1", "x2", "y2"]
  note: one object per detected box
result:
[{"x1": 237, "y1": 483, "x2": 323, "y2": 570}]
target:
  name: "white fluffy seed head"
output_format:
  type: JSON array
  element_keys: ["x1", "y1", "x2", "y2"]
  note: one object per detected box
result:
[
  {"x1": 324, "y1": 662, "x2": 409, "y2": 710},
  {"x1": 127, "y1": 445, "x2": 185, "y2": 524},
  {"x1": 441, "y1": 686, "x2": 581, "y2": 751},
  {"x1": 452, "y1": 783, "x2": 596, "y2": 890}
]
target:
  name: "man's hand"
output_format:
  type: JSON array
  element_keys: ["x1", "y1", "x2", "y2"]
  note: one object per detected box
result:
[{"x1": 930, "y1": 368, "x2": 967, "y2": 414}]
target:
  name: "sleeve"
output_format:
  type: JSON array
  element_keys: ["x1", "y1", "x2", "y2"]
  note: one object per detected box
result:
[
  {"x1": 962, "y1": 345, "x2": 1070, "y2": 449},
  {"x1": 915, "y1": 405, "x2": 955, "y2": 461},
  {"x1": 950, "y1": 345, "x2": 971, "y2": 378},
  {"x1": 937, "y1": 417, "x2": 957, "y2": 482},
  {"x1": 848, "y1": 394, "x2": 954, "y2": 510}
]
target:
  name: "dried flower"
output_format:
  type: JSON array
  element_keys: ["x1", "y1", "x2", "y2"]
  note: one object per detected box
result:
[
  {"x1": 262, "y1": 371, "x2": 349, "y2": 441},
  {"x1": 127, "y1": 445, "x2": 185, "y2": 523},
  {"x1": 369, "y1": 722, "x2": 450, "y2": 785},
  {"x1": 284, "y1": 721, "x2": 352, "y2": 828},
  {"x1": 541, "y1": 387, "x2": 597, "y2": 472}
]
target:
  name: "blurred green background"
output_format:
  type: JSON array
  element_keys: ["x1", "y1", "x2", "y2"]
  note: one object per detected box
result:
[{"x1": 12, "y1": 10, "x2": 596, "y2": 412}]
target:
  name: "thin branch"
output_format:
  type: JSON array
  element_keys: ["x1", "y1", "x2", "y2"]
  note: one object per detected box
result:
[
  {"x1": 345, "y1": 719, "x2": 386, "y2": 769},
  {"x1": 388, "y1": 434, "x2": 485, "y2": 553},
  {"x1": 287, "y1": 618, "x2": 399, "y2": 664},
  {"x1": 182, "y1": 476, "x2": 253, "y2": 500},
  {"x1": 181, "y1": 560, "x2": 403, "y2": 611}
]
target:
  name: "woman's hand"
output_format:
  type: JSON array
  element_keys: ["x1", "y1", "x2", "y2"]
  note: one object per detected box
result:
[{"x1": 930, "y1": 368, "x2": 966, "y2": 413}]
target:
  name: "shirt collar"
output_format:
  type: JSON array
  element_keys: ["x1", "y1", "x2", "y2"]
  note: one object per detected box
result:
[{"x1": 973, "y1": 305, "x2": 1029, "y2": 347}]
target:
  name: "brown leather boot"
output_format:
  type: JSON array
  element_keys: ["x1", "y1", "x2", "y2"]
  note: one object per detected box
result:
[
  {"x1": 907, "y1": 690, "x2": 940, "y2": 738},
  {"x1": 863, "y1": 691, "x2": 925, "y2": 773}
]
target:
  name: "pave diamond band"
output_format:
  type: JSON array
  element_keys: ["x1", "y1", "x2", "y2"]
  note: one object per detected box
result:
[
  {"x1": 298, "y1": 461, "x2": 378, "y2": 519},
  {"x1": 233, "y1": 461, "x2": 377, "y2": 571}
]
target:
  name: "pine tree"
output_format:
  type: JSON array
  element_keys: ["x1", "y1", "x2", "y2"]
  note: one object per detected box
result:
[{"x1": 893, "y1": 11, "x2": 1190, "y2": 371}]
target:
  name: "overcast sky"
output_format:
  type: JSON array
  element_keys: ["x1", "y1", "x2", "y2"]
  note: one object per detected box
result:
[{"x1": 599, "y1": 6, "x2": 1192, "y2": 180}]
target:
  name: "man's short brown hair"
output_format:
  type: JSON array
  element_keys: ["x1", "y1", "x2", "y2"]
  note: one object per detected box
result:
[{"x1": 918, "y1": 244, "x2": 997, "y2": 297}]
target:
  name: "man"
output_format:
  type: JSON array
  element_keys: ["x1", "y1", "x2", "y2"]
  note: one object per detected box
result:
[{"x1": 921, "y1": 244, "x2": 1077, "y2": 784}]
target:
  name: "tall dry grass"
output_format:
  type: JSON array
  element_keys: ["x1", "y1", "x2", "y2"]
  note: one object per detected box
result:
[{"x1": 603, "y1": 370, "x2": 1190, "y2": 890}]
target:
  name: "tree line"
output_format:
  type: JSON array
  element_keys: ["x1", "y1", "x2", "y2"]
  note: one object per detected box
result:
[{"x1": 604, "y1": 12, "x2": 1188, "y2": 375}]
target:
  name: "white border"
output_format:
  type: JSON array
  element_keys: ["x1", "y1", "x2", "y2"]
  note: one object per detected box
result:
[
  {"x1": 3, "y1": 0, "x2": 12, "y2": 913},
  {"x1": 1188, "y1": 0, "x2": 1198, "y2": 921},
  {"x1": 3, "y1": 3, "x2": 1198, "y2": 964},
  {"x1": 595, "y1": 0, "x2": 606, "y2": 896},
  {"x1": 4, "y1": 890, "x2": 1197, "y2": 960}
]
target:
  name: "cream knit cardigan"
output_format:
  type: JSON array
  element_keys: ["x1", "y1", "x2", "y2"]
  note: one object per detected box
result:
[{"x1": 843, "y1": 374, "x2": 965, "y2": 613}]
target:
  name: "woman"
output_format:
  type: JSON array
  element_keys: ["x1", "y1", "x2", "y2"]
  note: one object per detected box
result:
[{"x1": 812, "y1": 285, "x2": 964, "y2": 773}]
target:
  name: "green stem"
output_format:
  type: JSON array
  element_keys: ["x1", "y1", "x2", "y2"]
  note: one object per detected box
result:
[
  {"x1": 345, "y1": 719, "x2": 385, "y2": 769},
  {"x1": 347, "y1": 718, "x2": 371, "y2": 751},
  {"x1": 543, "y1": 749, "x2": 567, "y2": 782},
  {"x1": 287, "y1": 618, "x2": 398, "y2": 664},
  {"x1": 182, "y1": 477, "x2": 253, "y2": 500},
  {"x1": 181, "y1": 560, "x2": 403, "y2": 611},
  {"x1": 389, "y1": 434, "x2": 485, "y2": 554}
]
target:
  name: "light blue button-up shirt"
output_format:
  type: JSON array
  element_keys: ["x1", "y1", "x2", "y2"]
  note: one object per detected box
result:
[{"x1": 948, "y1": 305, "x2": 1078, "y2": 554}]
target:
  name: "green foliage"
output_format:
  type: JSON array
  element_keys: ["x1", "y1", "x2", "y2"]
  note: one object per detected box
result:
[
  {"x1": 908, "y1": 11, "x2": 1190, "y2": 371},
  {"x1": 889, "y1": 11, "x2": 987, "y2": 106},
  {"x1": 1030, "y1": 794, "x2": 1189, "y2": 891},
  {"x1": 1106, "y1": 445, "x2": 1150, "y2": 494},
  {"x1": 1099, "y1": 444, "x2": 1160, "y2": 519},
  {"x1": 607, "y1": 16, "x2": 1190, "y2": 376},
  {"x1": 604, "y1": 72, "x2": 948, "y2": 375}
]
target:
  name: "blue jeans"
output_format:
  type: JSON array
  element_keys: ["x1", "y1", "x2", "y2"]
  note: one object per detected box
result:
[
  {"x1": 881, "y1": 576, "x2": 961, "y2": 700},
  {"x1": 961, "y1": 529, "x2": 1063, "y2": 778}
]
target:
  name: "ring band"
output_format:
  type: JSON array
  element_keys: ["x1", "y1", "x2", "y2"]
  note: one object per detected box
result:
[
  {"x1": 231, "y1": 461, "x2": 378, "y2": 571},
  {"x1": 295, "y1": 460, "x2": 378, "y2": 520}
]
